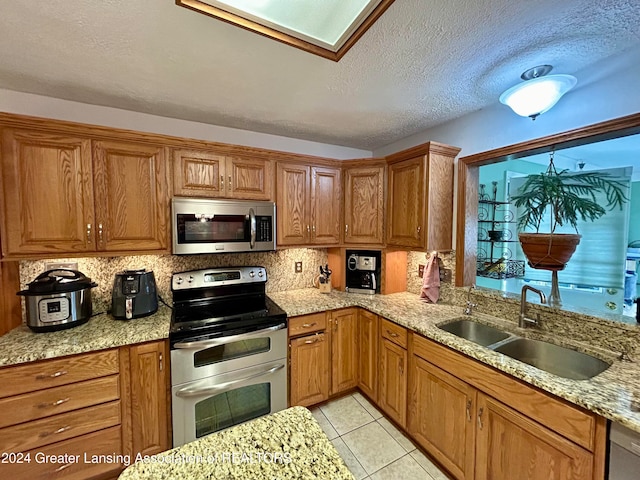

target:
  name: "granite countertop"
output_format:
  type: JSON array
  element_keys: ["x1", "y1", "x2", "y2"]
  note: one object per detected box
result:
[
  {"x1": 0, "y1": 306, "x2": 171, "y2": 366},
  {"x1": 118, "y1": 406, "x2": 354, "y2": 480},
  {"x1": 269, "y1": 289, "x2": 640, "y2": 434}
]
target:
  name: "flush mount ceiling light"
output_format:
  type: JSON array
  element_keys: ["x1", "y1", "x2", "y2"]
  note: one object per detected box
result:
[
  {"x1": 499, "y1": 65, "x2": 577, "y2": 120},
  {"x1": 176, "y1": 0, "x2": 395, "y2": 61}
]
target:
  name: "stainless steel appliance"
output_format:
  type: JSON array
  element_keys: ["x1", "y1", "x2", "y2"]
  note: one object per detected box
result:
[
  {"x1": 345, "y1": 250, "x2": 381, "y2": 294},
  {"x1": 169, "y1": 266, "x2": 287, "y2": 447},
  {"x1": 17, "y1": 269, "x2": 97, "y2": 332},
  {"x1": 609, "y1": 422, "x2": 640, "y2": 480},
  {"x1": 172, "y1": 197, "x2": 276, "y2": 254},
  {"x1": 111, "y1": 269, "x2": 158, "y2": 320}
]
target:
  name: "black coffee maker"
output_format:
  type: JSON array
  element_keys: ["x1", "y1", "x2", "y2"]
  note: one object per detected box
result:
[{"x1": 345, "y1": 250, "x2": 381, "y2": 295}]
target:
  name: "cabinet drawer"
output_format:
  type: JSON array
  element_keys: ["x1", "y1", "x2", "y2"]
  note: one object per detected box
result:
[
  {"x1": 1, "y1": 425, "x2": 122, "y2": 480},
  {"x1": 0, "y1": 349, "x2": 119, "y2": 399},
  {"x1": 0, "y1": 375, "x2": 120, "y2": 428},
  {"x1": 288, "y1": 313, "x2": 326, "y2": 337},
  {"x1": 0, "y1": 400, "x2": 121, "y2": 453},
  {"x1": 380, "y1": 318, "x2": 407, "y2": 348}
]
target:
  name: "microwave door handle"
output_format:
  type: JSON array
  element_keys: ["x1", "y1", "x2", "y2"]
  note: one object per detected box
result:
[
  {"x1": 175, "y1": 363, "x2": 285, "y2": 398},
  {"x1": 173, "y1": 323, "x2": 286, "y2": 350},
  {"x1": 249, "y1": 208, "x2": 256, "y2": 249}
]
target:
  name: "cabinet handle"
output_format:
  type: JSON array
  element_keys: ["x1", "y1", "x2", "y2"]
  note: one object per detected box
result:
[
  {"x1": 466, "y1": 399, "x2": 472, "y2": 422},
  {"x1": 304, "y1": 338, "x2": 318, "y2": 344},
  {"x1": 387, "y1": 330, "x2": 399, "y2": 338},
  {"x1": 307, "y1": 225, "x2": 310, "y2": 233},
  {"x1": 98, "y1": 223, "x2": 103, "y2": 243},
  {"x1": 345, "y1": 224, "x2": 348, "y2": 234},
  {"x1": 37, "y1": 397, "x2": 70, "y2": 409},
  {"x1": 220, "y1": 175, "x2": 224, "y2": 189},
  {"x1": 302, "y1": 322, "x2": 317, "y2": 328},
  {"x1": 333, "y1": 318, "x2": 338, "y2": 332},
  {"x1": 417, "y1": 225, "x2": 421, "y2": 235},
  {"x1": 54, "y1": 463, "x2": 73, "y2": 473},
  {"x1": 477, "y1": 407, "x2": 484, "y2": 430},
  {"x1": 312, "y1": 225, "x2": 316, "y2": 233},
  {"x1": 159, "y1": 352, "x2": 163, "y2": 372},
  {"x1": 228, "y1": 175, "x2": 232, "y2": 188},
  {"x1": 35, "y1": 370, "x2": 67, "y2": 380},
  {"x1": 40, "y1": 425, "x2": 72, "y2": 438},
  {"x1": 86, "y1": 223, "x2": 92, "y2": 243}
]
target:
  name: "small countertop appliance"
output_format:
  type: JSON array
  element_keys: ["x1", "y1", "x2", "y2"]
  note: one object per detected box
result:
[
  {"x1": 111, "y1": 269, "x2": 158, "y2": 320},
  {"x1": 345, "y1": 250, "x2": 381, "y2": 295}
]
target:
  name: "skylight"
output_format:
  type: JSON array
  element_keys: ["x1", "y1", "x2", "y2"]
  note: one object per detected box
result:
[{"x1": 176, "y1": 0, "x2": 395, "y2": 61}]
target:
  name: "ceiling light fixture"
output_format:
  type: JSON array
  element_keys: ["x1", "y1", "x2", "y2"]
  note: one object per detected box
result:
[{"x1": 499, "y1": 65, "x2": 577, "y2": 120}]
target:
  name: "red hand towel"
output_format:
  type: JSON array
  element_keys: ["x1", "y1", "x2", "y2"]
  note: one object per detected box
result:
[{"x1": 420, "y1": 254, "x2": 440, "y2": 303}]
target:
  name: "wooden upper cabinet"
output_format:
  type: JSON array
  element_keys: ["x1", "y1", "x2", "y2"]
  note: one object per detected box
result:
[
  {"x1": 386, "y1": 142, "x2": 460, "y2": 250},
  {"x1": 0, "y1": 129, "x2": 95, "y2": 256},
  {"x1": 173, "y1": 149, "x2": 273, "y2": 200},
  {"x1": 276, "y1": 162, "x2": 341, "y2": 246},
  {"x1": 93, "y1": 140, "x2": 169, "y2": 252},
  {"x1": 310, "y1": 166, "x2": 341, "y2": 245},
  {"x1": 344, "y1": 165, "x2": 384, "y2": 244}
]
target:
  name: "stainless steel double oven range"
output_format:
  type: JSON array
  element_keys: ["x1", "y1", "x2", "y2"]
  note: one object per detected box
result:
[{"x1": 169, "y1": 266, "x2": 288, "y2": 447}]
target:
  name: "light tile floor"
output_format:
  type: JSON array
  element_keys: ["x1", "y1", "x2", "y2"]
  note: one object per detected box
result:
[{"x1": 310, "y1": 393, "x2": 450, "y2": 480}]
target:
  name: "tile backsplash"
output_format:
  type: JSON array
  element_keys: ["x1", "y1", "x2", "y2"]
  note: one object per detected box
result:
[
  {"x1": 20, "y1": 248, "x2": 328, "y2": 313},
  {"x1": 406, "y1": 250, "x2": 456, "y2": 303}
]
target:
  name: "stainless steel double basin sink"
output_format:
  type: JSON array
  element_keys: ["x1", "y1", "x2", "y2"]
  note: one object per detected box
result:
[{"x1": 438, "y1": 318, "x2": 611, "y2": 380}]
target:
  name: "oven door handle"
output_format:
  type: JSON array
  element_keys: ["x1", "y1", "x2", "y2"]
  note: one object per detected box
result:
[
  {"x1": 249, "y1": 208, "x2": 256, "y2": 249},
  {"x1": 175, "y1": 363, "x2": 285, "y2": 398},
  {"x1": 173, "y1": 322, "x2": 286, "y2": 350}
]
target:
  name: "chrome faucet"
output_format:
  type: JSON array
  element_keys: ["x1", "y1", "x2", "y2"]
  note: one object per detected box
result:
[
  {"x1": 519, "y1": 285, "x2": 547, "y2": 328},
  {"x1": 463, "y1": 284, "x2": 477, "y2": 315}
]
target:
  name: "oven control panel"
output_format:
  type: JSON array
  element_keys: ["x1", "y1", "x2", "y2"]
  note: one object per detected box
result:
[{"x1": 172, "y1": 266, "x2": 266, "y2": 290}]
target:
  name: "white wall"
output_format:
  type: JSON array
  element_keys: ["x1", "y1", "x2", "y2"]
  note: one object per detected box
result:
[
  {"x1": 0, "y1": 89, "x2": 372, "y2": 160},
  {"x1": 373, "y1": 47, "x2": 640, "y2": 158}
]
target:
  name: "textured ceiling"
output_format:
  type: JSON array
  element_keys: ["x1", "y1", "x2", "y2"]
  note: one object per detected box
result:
[{"x1": 0, "y1": 0, "x2": 639, "y2": 150}]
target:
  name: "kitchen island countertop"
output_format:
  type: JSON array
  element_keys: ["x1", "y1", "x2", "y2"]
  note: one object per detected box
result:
[{"x1": 118, "y1": 406, "x2": 354, "y2": 480}]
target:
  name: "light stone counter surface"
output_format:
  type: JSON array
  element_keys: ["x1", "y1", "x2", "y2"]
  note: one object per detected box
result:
[
  {"x1": 118, "y1": 406, "x2": 354, "y2": 480},
  {"x1": 269, "y1": 289, "x2": 640, "y2": 434},
  {"x1": 0, "y1": 306, "x2": 171, "y2": 366}
]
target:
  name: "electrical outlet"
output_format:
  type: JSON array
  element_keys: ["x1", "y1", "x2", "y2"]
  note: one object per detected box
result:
[
  {"x1": 418, "y1": 264, "x2": 425, "y2": 277},
  {"x1": 295, "y1": 261, "x2": 303, "y2": 273},
  {"x1": 45, "y1": 262, "x2": 78, "y2": 271},
  {"x1": 440, "y1": 268, "x2": 452, "y2": 283}
]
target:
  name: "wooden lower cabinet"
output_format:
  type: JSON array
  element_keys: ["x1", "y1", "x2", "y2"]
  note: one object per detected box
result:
[
  {"x1": 357, "y1": 309, "x2": 378, "y2": 401},
  {"x1": 379, "y1": 336, "x2": 407, "y2": 428},
  {"x1": 408, "y1": 354, "x2": 476, "y2": 480},
  {"x1": 289, "y1": 332, "x2": 330, "y2": 407},
  {"x1": 128, "y1": 340, "x2": 170, "y2": 457},
  {"x1": 330, "y1": 308, "x2": 358, "y2": 395},
  {"x1": 475, "y1": 394, "x2": 593, "y2": 480}
]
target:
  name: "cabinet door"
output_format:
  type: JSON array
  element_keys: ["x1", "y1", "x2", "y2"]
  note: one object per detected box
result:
[
  {"x1": 475, "y1": 394, "x2": 593, "y2": 480},
  {"x1": 379, "y1": 337, "x2": 407, "y2": 427},
  {"x1": 408, "y1": 355, "x2": 476, "y2": 480},
  {"x1": 129, "y1": 341, "x2": 169, "y2": 457},
  {"x1": 330, "y1": 309, "x2": 358, "y2": 395},
  {"x1": 310, "y1": 166, "x2": 341, "y2": 245},
  {"x1": 289, "y1": 333, "x2": 329, "y2": 407},
  {"x1": 93, "y1": 140, "x2": 169, "y2": 252},
  {"x1": 276, "y1": 163, "x2": 309, "y2": 245},
  {"x1": 358, "y1": 309, "x2": 378, "y2": 402},
  {"x1": 387, "y1": 156, "x2": 425, "y2": 248},
  {"x1": 1, "y1": 129, "x2": 95, "y2": 256},
  {"x1": 173, "y1": 149, "x2": 225, "y2": 197},
  {"x1": 344, "y1": 166, "x2": 384, "y2": 244},
  {"x1": 227, "y1": 156, "x2": 273, "y2": 200}
]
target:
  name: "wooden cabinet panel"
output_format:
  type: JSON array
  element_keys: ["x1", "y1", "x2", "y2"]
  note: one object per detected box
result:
[
  {"x1": 173, "y1": 149, "x2": 225, "y2": 197},
  {"x1": 310, "y1": 166, "x2": 341, "y2": 245},
  {"x1": 289, "y1": 333, "x2": 329, "y2": 407},
  {"x1": 0, "y1": 129, "x2": 94, "y2": 256},
  {"x1": 387, "y1": 156, "x2": 424, "y2": 248},
  {"x1": 379, "y1": 337, "x2": 407, "y2": 427},
  {"x1": 129, "y1": 341, "x2": 169, "y2": 457},
  {"x1": 330, "y1": 309, "x2": 358, "y2": 395},
  {"x1": 408, "y1": 355, "x2": 476, "y2": 480},
  {"x1": 227, "y1": 156, "x2": 273, "y2": 200},
  {"x1": 358, "y1": 309, "x2": 378, "y2": 402},
  {"x1": 344, "y1": 166, "x2": 384, "y2": 244},
  {"x1": 288, "y1": 312, "x2": 327, "y2": 337},
  {"x1": 277, "y1": 163, "x2": 309, "y2": 245},
  {"x1": 475, "y1": 394, "x2": 593, "y2": 480},
  {"x1": 93, "y1": 140, "x2": 169, "y2": 252},
  {"x1": 0, "y1": 349, "x2": 119, "y2": 398},
  {"x1": 380, "y1": 317, "x2": 408, "y2": 349}
]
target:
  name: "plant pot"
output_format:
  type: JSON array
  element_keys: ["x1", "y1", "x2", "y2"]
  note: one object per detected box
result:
[{"x1": 518, "y1": 233, "x2": 581, "y2": 271}]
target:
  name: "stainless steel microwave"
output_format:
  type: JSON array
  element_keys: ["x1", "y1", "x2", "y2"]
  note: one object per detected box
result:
[{"x1": 172, "y1": 198, "x2": 276, "y2": 254}]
